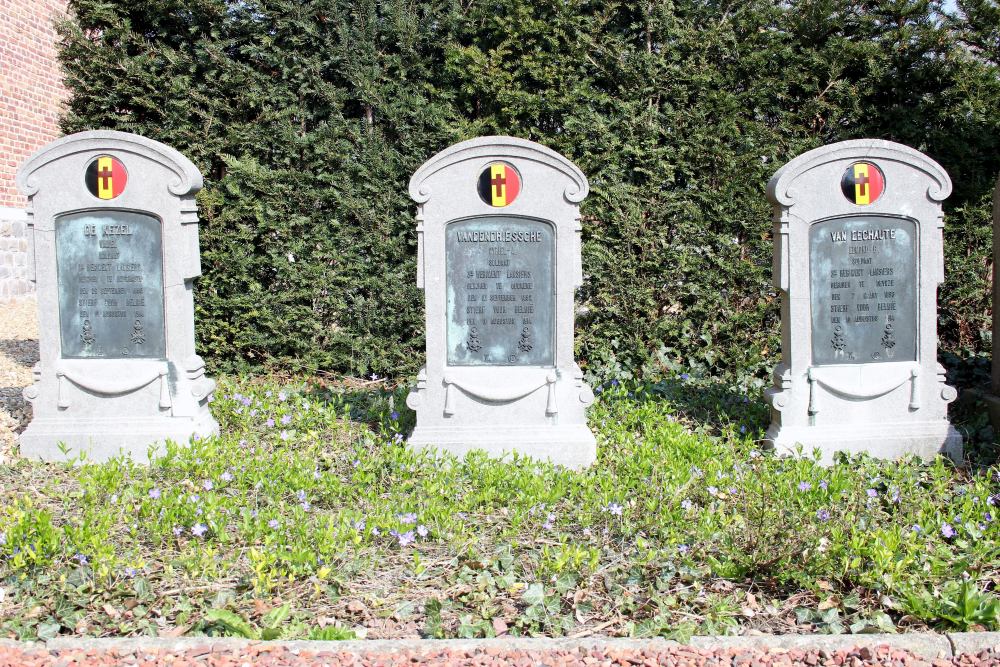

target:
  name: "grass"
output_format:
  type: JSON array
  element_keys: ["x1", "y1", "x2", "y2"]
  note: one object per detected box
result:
[{"x1": 0, "y1": 374, "x2": 998, "y2": 641}]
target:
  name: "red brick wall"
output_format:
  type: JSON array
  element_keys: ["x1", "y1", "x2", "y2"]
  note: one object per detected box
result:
[{"x1": 0, "y1": 0, "x2": 69, "y2": 208}]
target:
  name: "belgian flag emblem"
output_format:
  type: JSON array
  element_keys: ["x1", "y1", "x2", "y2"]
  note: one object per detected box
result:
[
  {"x1": 478, "y1": 162, "x2": 521, "y2": 207},
  {"x1": 840, "y1": 161, "x2": 884, "y2": 206},
  {"x1": 85, "y1": 156, "x2": 128, "y2": 200}
]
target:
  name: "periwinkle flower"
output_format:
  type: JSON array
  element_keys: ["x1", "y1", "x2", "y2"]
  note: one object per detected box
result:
[
  {"x1": 399, "y1": 512, "x2": 418, "y2": 524},
  {"x1": 680, "y1": 373, "x2": 690, "y2": 380},
  {"x1": 191, "y1": 523, "x2": 208, "y2": 537},
  {"x1": 816, "y1": 509, "x2": 830, "y2": 521},
  {"x1": 278, "y1": 391, "x2": 287, "y2": 402},
  {"x1": 280, "y1": 430, "x2": 290, "y2": 440},
  {"x1": 221, "y1": 471, "x2": 234, "y2": 483},
  {"x1": 301, "y1": 502, "x2": 311, "y2": 511},
  {"x1": 606, "y1": 502, "x2": 623, "y2": 516},
  {"x1": 911, "y1": 524, "x2": 922, "y2": 533},
  {"x1": 681, "y1": 499, "x2": 694, "y2": 510},
  {"x1": 265, "y1": 418, "x2": 275, "y2": 428},
  {"x1": 677, "y1": 544, "x2": 690, "y2": 554},
  {"x1": 708, "y1": 486, "x2": 719, "y2": 496},
  {"x1": 73, "y1": 553, "x2": 88, "y2": 565},
  {"x1": 203, "y1": 480, "x2": 213, "y2": 491},
  {"x1": 123, "y1": 567, "x2": 137, "y2": 578},
  {"x1": 281, "y1": 414, "x2": 292, "y2": 425},
  {"x1": 172, "y1": 526, "x2": 183, "y2": 537},
  {"x1": 543, "y1": 513, "x2": 556, "y2": 530},
  {"x1": 149, "y1": 488, "x2": 161, "y2": 500},
  {"x1": 353, "y1": 519, "x2": 366, "y2": 531},
  {"x1": 819, "y1": 480, "x2": 829, "y2": 491},
  {"x1": 0, "y1": 532, "x2": 7, "y2": 546},
  {"x1": 390, "y1": 411, "x2": 400, "y2": 421},
  {"x1": 866, "y1": 489, "x2": 878, "y2": 498},
  {"x1": 268, "y1": 520, "x2": 280, "y2": 529},
  {"x1": 798, "y1": 481, "x2": 812, "y2": 492},
  {"x1": 941, "y1": 523, "x2": 956, "y2": 539},
  {"x1": 397, "y1": 531, "x2": 415, "y2": 547},
  {"x1": 417, "y1": 525, "x2": 428, "y2": 538}
]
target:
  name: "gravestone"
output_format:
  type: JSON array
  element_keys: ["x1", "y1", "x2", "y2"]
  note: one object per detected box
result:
[
  {"x1": 406, "y1": 137, "x2": 597, "y2": 468},
  {"x1": 986, "y1": 176, "x2": 1000, "y2": 433},
  {"x1": 15, "y1": 130, "x2": 218, "y2": 462},
  {"x1": 764, "y1": 139, "x2": 962, "y2": 462}
]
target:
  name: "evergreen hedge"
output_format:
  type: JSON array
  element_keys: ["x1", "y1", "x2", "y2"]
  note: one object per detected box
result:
[{"x1": 56, "y1": 0, "x2": 1000, "y2": 384}]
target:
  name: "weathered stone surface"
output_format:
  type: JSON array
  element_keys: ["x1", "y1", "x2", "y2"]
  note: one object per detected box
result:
[
  {"x1": 406, "y1": 137, "x2": 596, "y2": 468},
  {"x1": 764, "y1": 139, "x2": 961, "y2": 463},
  {"x1": 14, "y1": 130, "x2": 218, "y2": 463}
]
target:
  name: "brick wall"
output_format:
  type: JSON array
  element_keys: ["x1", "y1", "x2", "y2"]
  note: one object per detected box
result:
[{"x1": 0, "y1": 0, "x2": 68, "y2": 299}]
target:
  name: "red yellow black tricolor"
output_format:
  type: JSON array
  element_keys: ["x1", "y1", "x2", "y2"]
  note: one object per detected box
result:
[
  {"x1": 478, "y1": 162, "x2": 521, "y2": 207},
  {"x1": 840, "y1": 161, "x2": 884, "y2": 206},
  {"x1": 85, "y1": 156, "x2": 128, "y2": 200}
]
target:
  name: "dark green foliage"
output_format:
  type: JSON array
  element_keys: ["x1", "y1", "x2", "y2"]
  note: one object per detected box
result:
[{"x1": 57, "y1": 0, "x2": 1000, "y2": 382}]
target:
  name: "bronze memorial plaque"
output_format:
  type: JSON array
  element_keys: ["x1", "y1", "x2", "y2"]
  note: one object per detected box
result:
[
  {"x1": 446, "y1": 217, "x2": 554, "y2": 366},
  {"x1": 55, "y1": 211, "x2": 166, "y2": 359},
  {"x1": 809, "y1": 215, "x2": 917, "y2": 366}
]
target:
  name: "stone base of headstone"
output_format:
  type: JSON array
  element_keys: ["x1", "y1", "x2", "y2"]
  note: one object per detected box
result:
[
  {"x1": 406, "y1": 366, "x2": 596, "y2": 469},
  {"x1": 19, "y1": 357, "x2": 218, "y2": 463},
  {"x1": 764, "y1": 421, "x2": 962, "y2": 465}
]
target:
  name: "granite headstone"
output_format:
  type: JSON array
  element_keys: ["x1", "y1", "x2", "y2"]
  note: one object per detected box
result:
[
  {"x1": 764, "y1": 139, "x2": 961, "y2": 462},
  {"x1": 15, "y1": 130, "x2": 218, "y2": 462},
  {"x1": 406, "y1": 137, "x2": 597, "y2": 468}
]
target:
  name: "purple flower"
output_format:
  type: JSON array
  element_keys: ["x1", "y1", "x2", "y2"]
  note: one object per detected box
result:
[
  {"x1": 148, "y1": 488, "x2": 161, "y2": 499},
  {"x1": 352, "y1": 459, "x2": 361, "y2": 468},
  {"x1": 268, "y1": 519, "x2": 280, "y2": 529},
  {"x1": 543, "y1": 513, "x2": 556, "y2": 530},
  {"x1": 398, "y1": 512, "x2": 418, "y2": 524},
  {"x1": 296, "y1": 490, "x2": 307, "y2": 502},
  {"x1": 241, "y1": 397, "x2": 252, "y2": 407},
  {"x1": 280, "y1": 430, "x2": 290, "y2": 440},
  {"x1": 987, "y1": 495, "x2": 996, "y2": 506},
  {"x1": 301, "y1": 501, "x2": 311, "y2": 511},
  {"x1": 202, "y1": 480, "x2": 213, "y2": 491},
  {"x1": 866, "y1": 489, "x2": 878, "y2": 498},
  {"x1": 611, "y1": 379, "x2": 619, "y2": 387},
  {"x1": 819, "y1": 480, "x2": 829, "y2": 491},
  {"x1": 798, "y1": 481, "x2": 812, "y2": 492},
  {"x1": 739, "y1": 425, "x2": 746, "y2": 434},
  {"x1": 681, "y1": 499, "x2": 694, "y2": 510},
  {"x1": 941, "y1": 523, "x2": 956, "y2": 539},
  {"x1": 278, "y1": 391, "x2": 287, "y2": 402},
  {"x1": 816, "y1": 509, "x2": 830, "y2": 521},
  {"x1": 123, "y1": 567, "x2": 137, "y2": 578},
  {"x1": 986, "y1": 513, "x2": 994, "y2": 523},
  {"x1": 353, "y1": 519, "x2": 366, "y2": 531},
  {"x1": 390, "y1": 411, "x2": 400, "y2": 420},
  {"x1": 265, "y1": 418, "x2": 275, "y2": 428},
  {"x1": 172, "y1": 526, "x2": 183, "y2": 537},
  {"x1": 191, "y1": 523, "x2": 208, "y2": 537},
  {"x1": 280, "y1": 414, "x2": 292, "y2": 425},
  {"x1": 708, "y1": 486, "x2": 719, "y2": 496},
  {"x1": 677, "y1": 544, "x2": 690, "y2": 554},
  {"x1": 250, "y1": 409, "x2": 258, "y2": 417},
  {"x1": 680, "y1": 373, "x2": 690, "y2": 380},
  {"x1": 221, "y1": 471, "x2": 233, "y2": 483},
  {"x1": 417, "y1": 525, "x2": 428, "y2": 537},
  {"x1": 397, "y1": 531, "x2": 415, "y2": 547},
  {"x1": 911, "y1": 524, "x2": 921, "y2": 533},
  {"x1": 73, "y1": 553, "x2": 88, "y2": 565},
  {"x1": 606, "y1": 502, "x2": 623, "y2": 516},
  {"x1": 0, "y1": 532, "x2": 6, "y2": 546}
]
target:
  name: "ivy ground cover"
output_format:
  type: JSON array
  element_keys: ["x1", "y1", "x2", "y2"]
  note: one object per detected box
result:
[{"x1": 1, "y1": 377, "x2": 998, "y2": 641}]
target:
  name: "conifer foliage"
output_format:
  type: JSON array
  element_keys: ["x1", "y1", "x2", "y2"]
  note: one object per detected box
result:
[{"x1": 57, "y1": 0, "x2": 1000, "y2": 380}]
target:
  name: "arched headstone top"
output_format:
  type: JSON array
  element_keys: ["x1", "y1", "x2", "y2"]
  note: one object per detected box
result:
[
  {"x1": 408, "y1": 136, "x2": 589, "y2": 205},
  {"x1": 17, "y1": 130, "x2": 203, "y2": 198},
  {"x1": 766, "y1": 139, "x2": 951, "y2": 208}
]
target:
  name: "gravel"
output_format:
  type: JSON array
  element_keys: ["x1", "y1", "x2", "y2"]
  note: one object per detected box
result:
[
  {"x1": 0, "y1": 641, "x2": 998, "y2": 667},
  {"x1": 0, "y1": 296, "x2": 38, "y2": 462}
]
